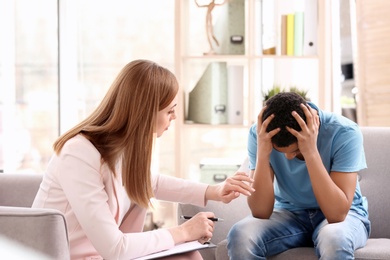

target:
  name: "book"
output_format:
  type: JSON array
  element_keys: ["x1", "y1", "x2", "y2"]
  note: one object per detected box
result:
[
  {"x1": 134, "y1": 241, "x2": 216, "y2": 260},
  {"x1": 294, "y1": 12, "x2": 304, "y2": 56},
  {"x1": 281, "y1": 14, "x2": 288, "y2": 55},
  {"x1": 286, "y1": 13, "x2": 294, "y2": 56}
]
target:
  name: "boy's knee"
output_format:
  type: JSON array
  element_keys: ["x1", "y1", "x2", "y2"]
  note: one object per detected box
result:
[
  {"x1": 227, "y1": 222, "x2": 245, "y2": 244},
  {"x1": 316, "y1": 225, "x2": 354, "y2": 259},
  {"x1": 318, "y1": 224, "x2": 351, "y2": 244}
]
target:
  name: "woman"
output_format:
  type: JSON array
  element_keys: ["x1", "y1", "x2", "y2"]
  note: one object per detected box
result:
[{"x1": 32, "y1": 60, "x2": 254, "y2": 260}]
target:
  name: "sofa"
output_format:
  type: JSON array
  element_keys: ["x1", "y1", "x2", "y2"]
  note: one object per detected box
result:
[
  {"x1": 178, "y1": 126, "x2": 390, "y2": 260},
  {"x1": 0, "y1": 173, "x2": 70, "y2": 259}
]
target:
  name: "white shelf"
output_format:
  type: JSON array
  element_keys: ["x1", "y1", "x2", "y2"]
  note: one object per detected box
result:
[{"x1": 174, "y1": 0, "x2": 332, "y2": 180}]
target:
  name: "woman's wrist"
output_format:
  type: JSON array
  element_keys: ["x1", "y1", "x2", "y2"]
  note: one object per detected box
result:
[
  {"x1": 205, "y1": 184, "x2": 220, "y2": 202},
  {"x1": 168, "y1": 225, "x2": 187, "y2": 244}
]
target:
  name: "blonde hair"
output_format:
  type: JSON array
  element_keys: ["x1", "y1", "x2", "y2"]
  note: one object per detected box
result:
[{"x1": 53, "y1": 60, "x2": 179, "y2": 208}]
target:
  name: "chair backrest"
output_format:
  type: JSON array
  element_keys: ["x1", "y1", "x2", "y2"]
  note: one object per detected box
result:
[
  {"x1": 0, "y1": 206, "x2": 70, "y2": 259},
  {"x1": 0, "y1": 173, "x2": 43, "y2": 207},
  {"x1": 359, "y1": 127, "x2": 390, "y2": 238},
  {"x1": 0, "y1": 174, "x2": 70, "y2": 259}
]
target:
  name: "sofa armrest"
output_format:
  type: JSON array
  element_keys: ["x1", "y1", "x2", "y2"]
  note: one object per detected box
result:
[
  {"x1": 0, "y1": 206, "x2": 70, "y2": 260},
  {"x1": 0, "y1": 173, "x2": 43, "y2": 207}
]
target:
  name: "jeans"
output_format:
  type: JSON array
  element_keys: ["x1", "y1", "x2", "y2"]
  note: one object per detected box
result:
[{"x1": 227, "y1": 209, "x2": 370, "y2": 260}]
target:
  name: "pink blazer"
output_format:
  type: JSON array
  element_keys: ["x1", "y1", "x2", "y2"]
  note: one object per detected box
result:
[{"x1": 32, "y1": 135, "x2": 208, "y2": 260}]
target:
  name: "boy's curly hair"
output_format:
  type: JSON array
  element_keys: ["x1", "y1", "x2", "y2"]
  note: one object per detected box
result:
[{"x1": 261, "y1": 92, "x2": 307, "y2": 147}]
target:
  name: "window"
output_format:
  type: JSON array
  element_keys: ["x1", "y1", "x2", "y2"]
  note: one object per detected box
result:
[{"x1": 0, "y1": 0, "x2": 175, "y2": 174}]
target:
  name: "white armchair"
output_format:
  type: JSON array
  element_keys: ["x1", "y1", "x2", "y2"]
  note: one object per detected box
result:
[{"x1": 0, "y1": 173, "x2": 69, "y2": 259}]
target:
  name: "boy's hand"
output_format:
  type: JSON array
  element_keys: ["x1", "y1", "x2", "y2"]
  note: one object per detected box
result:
[
  {"x1": 257, "y1": 106, "x2": 280, "y2": 156},
  {"x1": 287, "y1": 103, "x2": 319, "y2": 157}
]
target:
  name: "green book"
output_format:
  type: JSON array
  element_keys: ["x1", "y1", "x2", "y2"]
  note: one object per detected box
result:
[{"x1": 294, "y1": 12, "x2": 304, "y2": 56}]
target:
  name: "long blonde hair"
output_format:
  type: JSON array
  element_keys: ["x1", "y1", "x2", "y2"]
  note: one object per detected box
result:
[{"x1": 53, "y1": 60, "x2": 179, "y2": 208}]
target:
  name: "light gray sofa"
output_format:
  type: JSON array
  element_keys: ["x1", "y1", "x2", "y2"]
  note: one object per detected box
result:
[
  {"x1": 0, "y1": 173, "x2": 70, "y2": 259},
  {"x1": 178, "y1": 126, "x2": 390, "y2": 260}
]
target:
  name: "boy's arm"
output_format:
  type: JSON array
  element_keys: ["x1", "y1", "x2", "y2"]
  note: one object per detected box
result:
[
  {"x1": 247, "y1": 164, "x2": 275, "y2": 219},
  {"x1": 304, "y1": 151, "x2": 357, "y2": 223},
  {"x1": 288, "y1": 104, "x2": 356, "y2": 223},
  {"x1": 247, "y1": 107, "x2": 279, "y2": 219}
]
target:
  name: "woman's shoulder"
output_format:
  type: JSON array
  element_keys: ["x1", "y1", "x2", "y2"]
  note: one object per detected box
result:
[
  {"x1": 60, "y1": 134, "x2": 101, "y2": 160},
  {"x1": 63, "y1": 134, "x2": 94, "y2": 148}
]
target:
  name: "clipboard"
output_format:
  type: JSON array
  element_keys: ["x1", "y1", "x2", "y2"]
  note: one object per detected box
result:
[{"x1": 134, "y1": 240, "x2": 216, "y2": 260}]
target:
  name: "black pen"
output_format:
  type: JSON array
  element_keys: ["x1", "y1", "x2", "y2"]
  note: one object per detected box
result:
[{"x1": 180, "y1": 215, "x2": 224, "y2": 222}]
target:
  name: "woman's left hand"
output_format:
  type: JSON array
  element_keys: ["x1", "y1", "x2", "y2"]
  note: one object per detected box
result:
[{"x1": 205, "y1": 172, "x2": 255, "y2": 204}]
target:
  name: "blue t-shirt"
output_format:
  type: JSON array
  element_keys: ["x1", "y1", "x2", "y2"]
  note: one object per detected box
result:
[{"x1": 247, "y1": 102, "x2": 368, "y2": 217}]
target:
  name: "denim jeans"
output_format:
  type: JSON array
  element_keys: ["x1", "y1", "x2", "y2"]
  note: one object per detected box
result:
[{"x1": 227, "y1": 209, "x2": 370, "y2": 260}]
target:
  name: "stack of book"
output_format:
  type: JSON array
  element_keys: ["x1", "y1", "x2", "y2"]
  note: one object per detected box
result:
[
  {"x1": 281, "y1": 12, "x2": 304, "y2": 56},
  {"x1": 278, "y1": 0, "x2": 317, "y2": 56}
]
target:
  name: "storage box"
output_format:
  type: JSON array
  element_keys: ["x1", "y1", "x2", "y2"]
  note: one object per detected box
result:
[{"x1": 199, "y1": 158, "x2": 241, "y2": 184}]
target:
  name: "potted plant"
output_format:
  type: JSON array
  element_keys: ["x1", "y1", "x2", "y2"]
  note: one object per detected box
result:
[{"x1": 263, "y1": 85, "x2": 309, "y2": 103}]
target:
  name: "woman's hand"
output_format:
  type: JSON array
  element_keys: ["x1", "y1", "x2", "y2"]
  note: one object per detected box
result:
[
  {"x1": 168, "y1": 212, "x2": 215, "y2": 244},
  {"x1": 205, "y1": 172, "x2": 255, "y2": 204}
]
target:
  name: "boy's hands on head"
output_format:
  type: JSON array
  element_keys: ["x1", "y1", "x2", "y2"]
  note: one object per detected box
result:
[
  {"x1": 257, "y1": 106, "x2": 280, "y2": 156},
  {"x1": 287, "y1": 103, "x2": 319, "y2": 157}
]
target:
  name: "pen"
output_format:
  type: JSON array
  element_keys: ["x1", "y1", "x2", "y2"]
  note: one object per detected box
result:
[{"x1": 180, "y1": 215, "x2": 224, "y2": 222}]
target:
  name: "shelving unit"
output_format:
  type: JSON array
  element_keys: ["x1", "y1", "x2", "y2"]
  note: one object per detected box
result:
[{"x1": 173, "y1": 0, "x2": 332, "y2": 181}]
